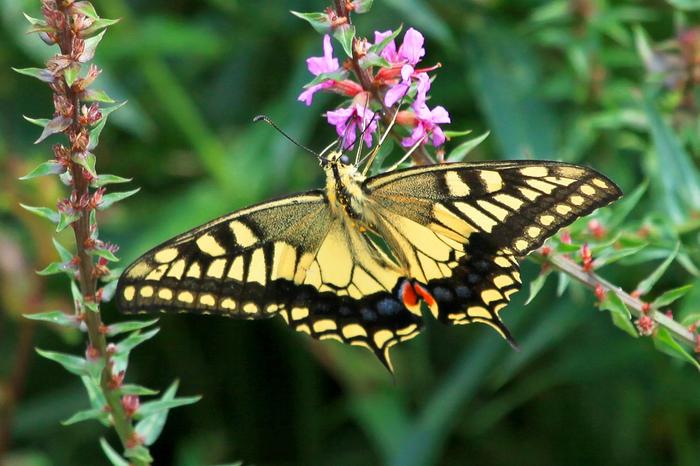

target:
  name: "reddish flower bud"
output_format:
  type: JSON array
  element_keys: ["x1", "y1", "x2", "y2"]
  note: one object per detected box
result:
[
  {"x1": 630, "y1": 289, "x2": 642, "y2": 299},
  {"x1": 665, "y1": 310, "x2": 674, "y2": 319},
  {"x1": 540, "y1": 245, "x2": 552, "y2": 256},
  {"x1": 636, "y1": 315, "x2": 656, "y2": 336},
  {"x1": 126, "y1": 432, "x2": 144, "y2": 449},
  {"x1": 641, "y1": 302, "x2": 651, "y2": 315},
  {"x1": 121, "y1": 395, "x2": 140, "y2": 417},
  {"x1": 560, "y1": 230, "x2": 572, "y2": 244},
  {"x1": 85, "y1": 343, "x2": 100, "y2": 361},
  {"x1": 595, "y1": 283, "x2": 605, "y2": 302},
  {"x1": 587, "y1": 219, "x2": 606, "y2": 239},
  {"x1": 580, "y1": 243, "x2": 593, "y2": 272},
  {"x1": 106, "y1": 343, "x2": 117, "y2": 355},
  {"x1": 108, "y1": 370, "x2": 125, "y2": 390},
  {"x1": 689, "y1": 323, "x2": 697, "y2": 333}
]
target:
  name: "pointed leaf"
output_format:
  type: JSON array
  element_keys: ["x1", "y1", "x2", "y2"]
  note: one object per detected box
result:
[
  {"x1": 88, "y1": 101, "x2": 126, "y2": 150},
  {"x1": 12, "y1": 67, "x2": 54, "y2": 82},
  {"x1": 72, "y1": 151, "x2": 97, "y2": 177},
  {"x1": 136, "y1": 396, "x2": 201, "y2": 419},
  {"x1": 117, "y1": 328, "x2": 160, "y2": 354},
  {"x1": 556, "y1": 271, "x2": 570, "y2": 297},
  {"x1": 62, "y1": 408, "x2": 109, "y2": 426},
  {"x1": 635, "y1": 242, "x2": 680, "y2": 296},
  {"x1": 82, "y1": 18, "x2": 121, "y2": 36},
  {"x1": 593, "y1": 244, "x2": 648, "y2": 268},
  {"x1": 52, "y1": 237, "x2": 73, "y2": 262},
  {"x1": 19, "y1": 204, "x2": 60, "y2": 223},
  {"x1": 290, "y1": 11, "x2": 331, "y2": 34},
  {"x1": 23, "y1": 310, "x2": 78, "y2": 328},
  {"x1": 73, "y1": 2, "x2": 99, "y2": 19},
  {"x1": 121, "y1": 384, "x2": 159, "y2": 396},
  {"x1": 23, "y1": 115, "x2": 50, "y2": 127},
  {"x1": 525, "y1": 270, "x2": 550, "y2": 305},
  {"x1": 135, "y1": 380, "x2": 178, "y2": 445},
  {"x1": 606, "y1": 180, "x2": 648, "y2": 231},
  {"x1": 653, "y1": 327, "x2": 700, "y2": 370},
  {"x1": 63, "y1": 63, "x2": 80, "y2": 87},
  {"x1": 333, "y1": 24, "x2": 356, "y2": 58},
  {"x1": 81, "y1": 375, "x2": 107, "y2": 410},
  {"x1": 446, "y1": 131, "x2": 490, "y2": 162},
  {"x1": 36, "y1": 261, "x2": 67, "y2": 276},
  {"x1": 100, "y1": 438, "x2": 130, "y2": 466},
  {"x1": 124, "y1": 445, "x2": 153, "y2": 463},
  {"x1": 354, "y1": 0, "x2": 374, "y2": 13},
  {"x1": 107, "y1": 319, "x2": 159, "y2": 336},
  {"x1": 23, "y1": 13, "x2": 45, "y2": 26},
  {"x1": 92, "y1": 174, "x2": 132, "y2": 187},
  {"x1": 35, "y1": 115, "x2": 71, "y2": 144},
  {"x1": 652, "y1": 284, "x2": 694, "y2": 308},
  {"x1": 19, "y1": 160, "x2": 65, "y2": 180},
  {"x1": 79, "y1": 29, "x2": 106, "y2": 63},
  {"x1": 36, "y1": 348, "x2": 87, "y2": 376},
  {"x1": 98, "y1": 188, "x2": 141, "y2": 210},
  {"x1": 599, "y1": 292, "x2": 638, "y2": 338},
  {"x1": 90, "y1": 247, "x2": 119, "y2": 262},
  {"x1": 56, "y1": 211, "x2": 81, "y2": 233},
  {"x1": 82, "y1": 88, "x2": 116, "y2": 103}
]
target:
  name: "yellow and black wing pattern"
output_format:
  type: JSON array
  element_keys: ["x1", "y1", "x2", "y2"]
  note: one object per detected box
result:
[
  {"x1": 364, "y1": 160, "x2": 621, "y2": 343},
  {"x1": 116, "y1": 191, "x2": 423, "y2": 370},
  {"x1": 117, "y1": 159, "x2": 621, "y2": 371}
]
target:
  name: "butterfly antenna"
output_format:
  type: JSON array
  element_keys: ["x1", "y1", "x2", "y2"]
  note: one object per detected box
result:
[{"x1": 253, "y1": 115, "x2": 325, "y2": 162}]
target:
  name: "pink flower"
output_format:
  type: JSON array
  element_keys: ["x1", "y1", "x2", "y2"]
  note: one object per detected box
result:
[
  {"x1": 326, "y1": 93, "x2": 378, "y2": 149},
  {"x1": 298, "y1": 35, "x2": 341, "y2": 106},
  {"x1": 401, "y1": 102, "x2": 451, "y2": 148},
  {"x1": 374, "y1": 28, "x2": 425, "y2": 67}
]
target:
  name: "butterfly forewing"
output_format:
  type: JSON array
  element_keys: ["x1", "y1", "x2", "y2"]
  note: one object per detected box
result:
[{"x1": 365, "y1": 161, "x2": 621, "y2": 336}]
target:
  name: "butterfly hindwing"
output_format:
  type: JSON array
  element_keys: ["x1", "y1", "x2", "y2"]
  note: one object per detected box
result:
[
  {"x1": 116, "y1": 191, "x2": 422, "y2": 370},
  {"x1": 365, "y1": 161, "x2": 621, "y2": 337}
]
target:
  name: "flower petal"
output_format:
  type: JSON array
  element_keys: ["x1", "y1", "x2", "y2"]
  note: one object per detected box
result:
[
  {"x1": 430, "y1": 105, "x2": 451, "y2": 124},
  {"x1": 297, "y1": 81, "x2": 334, "y2": 105},
  {"x1": 399, "y1": 28, "x2": 425, "y2": 65},
  {"x1": 384, "y1": 82, "x2": 409, "y2": 107}
]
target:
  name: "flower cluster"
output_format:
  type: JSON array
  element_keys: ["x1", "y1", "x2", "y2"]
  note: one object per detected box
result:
[{"x1": 297, "y1": 21, "x2": 450, "y2": 151}]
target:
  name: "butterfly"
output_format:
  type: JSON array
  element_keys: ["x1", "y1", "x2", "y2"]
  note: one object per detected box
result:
[{"x1": 116, "y1": 141, "x2": 621, "y2": 372}]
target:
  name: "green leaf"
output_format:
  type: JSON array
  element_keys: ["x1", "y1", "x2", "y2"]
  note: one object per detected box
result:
[
  {"x1": 73, "y1": 2, "x2": 99, "y2": 19},
  {"x1": 290, "y1": 11, "x2": 331, "y2": 34},
  {"x1": 23, "y1": 115, "x2": 50, "y2": 127},
  {"x1": 56, "y1": 211, "x2": 81, "y2": 233},
  {"x1": 136, "y1": 395, "x2": 201, "y2": 420},
  {"x1": 98, "y1": 188, "x2": 141, "y2": 210},
  {"x1": 124, "y1": 445, "x2": 153, "y2": 464},
  {"x1": 52, "y1": 237, "x2": 73, "y2": 262},
  {"x1": 79, "y1": 29, "x2": 106, "y2": 63},
  {"x1": 593, "y1": 244, "x2": 648, "y2": 268},
  {"x1": 36, "y1": 261, "x2": 67, "y2": 276},
  {"x1": 643, "y1": 89, "x2": 700, "y2": 224},
  {"x1": 23, "y1": 12, "x2": 45, "y2": 26},
  {"x1": 82, "y1": 88, "x2": 116, "y2": 103},
  {"x1": 635, "y1": 242, "x2": 680, "y2": 296},
  {"x1": 525, "y1": 270, "x2": 551, "y2": 305},
  {"x1": 100, "y1": 438, "x2": 129, "y2": 466},
  {"x1": 556, "y1": 272, "x2": 570, "y2": 297},
  {"x1": 23, "y1": 310, "x2": 78, "y2": 328},
  {"x1": 680, "y1": 312, "x2": 700, "y2": 326},
  {"x1": 117, "y1": 328, "x2": 160, "y2": 354},
  {"x1": 82, "y1": 375, "x2": 107, "y2": 410},
  {"x1": 72, "y1": 151, "x2": 97, "y2": 177},
  {"x1": 442, "y1": 129, "x2": 473, "y2": 138},
  {"x1": 121, "y1": 384, "x2": 159, "y2": 396},
  {"x1": 107, "y1": 319, "x2": 159, "y2": 336},
  {"x1": 12, "y1": 66, "x2": 54, "y2": 82},
  {"x1": 354, "y1": 0, "x2": 374, "y2": 13},
  {"x1": 36, "y1": 348, "x2": 87, "y2": 376},
  {"x1": 19, "y1": 204, "x2": 60, "y2": 224},
  {"x1": 653, "y1": 327, "x2": 700, "y2": 370},
  {"x1": 82, "y1": 18, "x2": 121, "y2": 37},
  {"x1": 652, "y1": 285, "x2": 694, "y2": 308},
  {"x1": 446, "y1": 131, "x2": 490, "y2": 162},
  {"x1": 303, "y1": 69, "x2": 348, "y2": 88},
  {"x1": 63, "y1": 63, "x2": 80, "y2": 88},
  {"x1": 136, "y1": 380, "x2": 180, "y2": 445},
  {"x1": 92, "y1": 174, "x2": 132, "y2": 187},
  {"x1": 333, "y1": 24, "x2": 356, "y2": 58},
  {"x1": 61, "y1": 408, "x2": 109, "y2": 426},
  {"x1": 34, "y1": 115, "x2": 71, "y2": 144},
  {"x1": 19, "y1": 160, "x2": 65, "y2": 180},
  {"x1": 90, "y1": 247, "x2": 119, "y2": 262},
  {"x1": 599, "y1": 292, "x2": 638, "y2": 338},
  {"x1": 88, "y1": 101, "x2": 126, "y2": 151}
]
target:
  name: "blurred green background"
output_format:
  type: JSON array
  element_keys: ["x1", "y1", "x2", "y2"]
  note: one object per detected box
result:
[{"x1": 2, "y1": 0, "x2": 700, "y2": 465}]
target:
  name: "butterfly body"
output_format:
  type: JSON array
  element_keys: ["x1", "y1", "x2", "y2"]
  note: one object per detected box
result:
[{"x1": 117, "y1": 154, "x2": 621, "y2": 371}]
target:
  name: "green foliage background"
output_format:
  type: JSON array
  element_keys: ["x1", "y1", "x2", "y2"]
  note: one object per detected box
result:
[{"x1": 2, "y1": 0, "x2": 700, "y2": 465}]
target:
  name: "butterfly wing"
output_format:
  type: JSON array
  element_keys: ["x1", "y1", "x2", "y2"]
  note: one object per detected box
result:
[
  {"x1": 116, "y1": 190, "x2": 422, "y2": 370},
  {"x1": 364, "y1": 160, "x2": 622, "y2": 341}
]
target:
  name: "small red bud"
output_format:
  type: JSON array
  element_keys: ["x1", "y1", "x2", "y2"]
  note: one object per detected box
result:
[
  {"x1": 641, "y1": 302, "x2": 651, "y2": 315},
  {"x1": 587, "y1": 219, "x2": 606, "y2": 239},
  {"x1": 580, "y1": 243, "x2": 593, "y2": 272},
  {"x1": 594, "y1": 283, "x2": 605, "y2": 302},
  {"x1": 121, "y1": 395, "x2": 140, "y2": 417},
  {"x1": 560, "y1": 230, "x2": 572, "y2": 244},
  {"x1": 85, "y1": 344, "x2": 100, "y2": 360},
  {"x1": 665, "y1": 310, "x2": 674, "y2": 319},
  {"x1": 636, "y1": 315, "x2": 656, "y2": 336},
  {"x1": 106, "y1": 343, "x2": 117, "y2": 355},
  {"x1": 630, "y1": 289, "x2": 642, "y2": 299}
]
